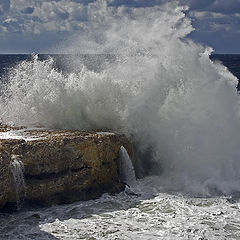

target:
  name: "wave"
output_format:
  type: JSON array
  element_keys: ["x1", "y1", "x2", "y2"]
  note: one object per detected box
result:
[{"x1": 1, "y1": 0, "x2": 240, "y2": 196}]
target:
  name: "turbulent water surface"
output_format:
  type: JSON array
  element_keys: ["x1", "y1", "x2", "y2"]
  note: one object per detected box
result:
[
  {"x1": 1, "y1": 0, "x2": 240, "y2": 239},
  {"x1": 1, "y1": 177, "x2": 240, "y2": 239}
]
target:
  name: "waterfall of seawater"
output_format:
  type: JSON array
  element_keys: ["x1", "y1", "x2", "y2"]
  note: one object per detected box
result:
[
  {"x1": 10, "y1": 157, "x2": 26, "y2": 210},
  {"x1": 118, "y1": 146, "x2": 136, "y2": 187}
]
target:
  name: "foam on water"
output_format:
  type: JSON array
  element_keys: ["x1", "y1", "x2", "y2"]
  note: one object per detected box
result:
[
  {"x1": 0, "y1": 0, "x2": 240, "y2": 195},
  {"x1": 0, "y1": 129, "x2": 45, "y2": 141},
  {"x1": 38, "y1": 181, "x2": 240, "y2": 240},
  {"x1": 1, "y1": 177, "x2": 240, "y2": 240}
]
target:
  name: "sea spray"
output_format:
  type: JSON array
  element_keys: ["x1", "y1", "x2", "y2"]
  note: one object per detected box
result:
[
  {"x1": 118, "y1": 146, "x2": 136, "y2": 187},
  {"x1": 0, "y1": 0, "x2": 240, "y2": 195},
  {"x1": 10, "y1": 156, "x2": 26, "y2": 210}
]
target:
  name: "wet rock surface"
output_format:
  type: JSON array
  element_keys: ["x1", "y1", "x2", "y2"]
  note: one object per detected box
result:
[{"x1": 0, "y1": 124, "x2": 132, "y2": 209}]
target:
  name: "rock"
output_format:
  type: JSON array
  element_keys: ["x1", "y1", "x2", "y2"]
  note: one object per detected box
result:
[
  {"x1": 31, "y1": 213, "x2": 41, "y2": 219},
  {"x1": 0, "y1": 150, "x2": 12, "y2": 209},
  {"x1": 0, "y1": 126, "x2": 133, "y2": 210}
]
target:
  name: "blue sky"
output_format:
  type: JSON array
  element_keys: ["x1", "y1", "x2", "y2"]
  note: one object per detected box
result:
[{"x1": 0, "y1": 0, "x2": 239, "y2": 53}]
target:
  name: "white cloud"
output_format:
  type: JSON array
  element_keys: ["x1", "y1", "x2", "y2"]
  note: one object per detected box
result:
[
  {"x1": 187, "y1": 7, "x2": 240, "y2": 34},
  {"x1": 0, "y1": 0, "x2": 239, "y2": 53},
  {"x1": 0, "y1": 0, "x2": 10, "y2": 15},
  {"x1": 183, "y1": 0, "x2": 240, "y2": 14},
  {"x1": 0, "y1": 0, "x2": 238, "y2": 36},
  {"x1": 189, "y1": 10, "x2": 229, "y2": 20},
  {"x1": 210, "y1": 22, "x2": 231, "y2": 32},
  {"x1": 0, "y1": 0, "x2": 91, "y2": 34}
]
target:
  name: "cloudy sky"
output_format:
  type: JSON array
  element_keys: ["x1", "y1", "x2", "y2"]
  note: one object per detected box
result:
[{"x1": 0, "y1": 0, "x2": 239, "y2": 53}]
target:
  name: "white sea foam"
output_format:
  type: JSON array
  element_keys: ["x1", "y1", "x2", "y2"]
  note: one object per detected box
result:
[
  {"x1": 1, "y1": 177, "x2": 240, "y2": 240},
  {"x1": 0, "y1": 129, "x2": 45, "y2": 141},
  {"x1": 0, "y1": 0, "x2": 240, "y2": 195}
]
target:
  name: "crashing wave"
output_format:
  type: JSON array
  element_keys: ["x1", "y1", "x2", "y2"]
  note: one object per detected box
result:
[{"x1": 0, "y1": 0, "x2": 240, "y2": 196}]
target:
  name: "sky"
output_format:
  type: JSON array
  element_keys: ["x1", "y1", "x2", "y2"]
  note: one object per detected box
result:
[{"x1": 0, "y1": 0, "x2": 239, "y2": 53}]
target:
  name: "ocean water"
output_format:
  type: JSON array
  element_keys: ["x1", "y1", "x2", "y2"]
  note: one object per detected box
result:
[
  {"x1": 210, "y1": 55, "x2": 240, "y2": 91},
  {"x1": 1, "y1": 58, "x2": 240, "y2": 240},
  {"x1": 1, "y1": 177, "x2": 240, "y2": 240},
  {"x1": 1, "y1": 54, "x2": 239, "y2": 81},
  {"x1": 1, "y1": 0, "x2": 240, "y2": 239}
]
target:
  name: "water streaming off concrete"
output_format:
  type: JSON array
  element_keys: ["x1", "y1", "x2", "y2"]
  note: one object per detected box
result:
[
  {"x1": 10, "y1": 157, "x2": 26, "y2": 210},
  {"x1": 118, "y1": 146, "x2": 136, "y2": 187}
]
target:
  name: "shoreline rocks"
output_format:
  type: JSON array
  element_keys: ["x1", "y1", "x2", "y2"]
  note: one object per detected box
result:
[{"x1": 0, "y1": 126, "x2": 133, "y2": 210}]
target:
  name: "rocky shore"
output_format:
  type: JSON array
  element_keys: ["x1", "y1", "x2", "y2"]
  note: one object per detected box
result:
[{"x1": 0, "y1": 125, "x2": 133, "y2": 210}]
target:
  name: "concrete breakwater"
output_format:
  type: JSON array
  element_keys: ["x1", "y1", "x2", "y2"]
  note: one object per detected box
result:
[{"x1": 0, "y1": 125, "x2": 133, "y2": 210}]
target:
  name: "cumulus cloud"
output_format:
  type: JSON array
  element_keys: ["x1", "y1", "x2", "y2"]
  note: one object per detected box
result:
[
  {"x1": 0, "y1": 0, "x2": 239, "y2": 53},
  {"x1": 21, "y1": 7, "x2": 34, "y2": 14},
  {"x1": 189, "y1": 11, "x2": 227, "y2": 19},
  {"x1": 188, "y1": 9, "x2": 239, "y2": 33},
  {"x1": 183, "y1": 0, "x2": 240, "y2": 14},
  {"x1": 0, "y1": 0, "x2": 10, "y2": 15},
  {"x1": 0, "y1": 0, "x2": 88, "y2": 35},
  {"x1": 180, "y1": 0, "x2": 240, "y2": 52}
]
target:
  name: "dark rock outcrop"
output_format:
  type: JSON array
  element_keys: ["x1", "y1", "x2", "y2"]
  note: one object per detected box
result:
[{"x1": 0, "y1": 126, "x2": 133, "y2": 209}]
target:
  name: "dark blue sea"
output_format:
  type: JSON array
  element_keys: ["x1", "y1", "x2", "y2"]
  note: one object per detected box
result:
[
  {"x1": 0, "y1": 54, "x2": 240, "y2": 84},
  {"x1": 210, "y1": 54, "x2": 240, "y2": 89},
  {"x1": 0, "y1": 54, "x2": 115, "y2": 83}
]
